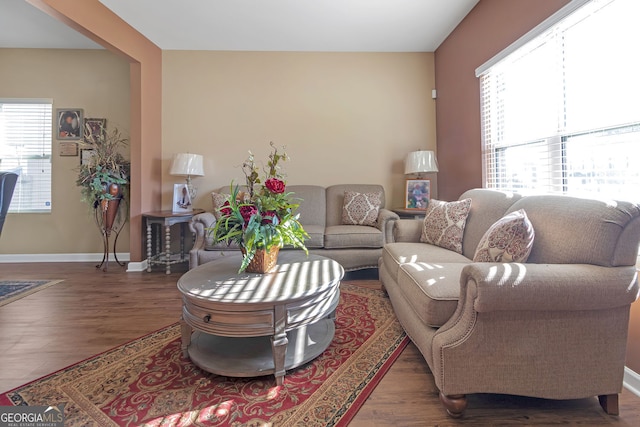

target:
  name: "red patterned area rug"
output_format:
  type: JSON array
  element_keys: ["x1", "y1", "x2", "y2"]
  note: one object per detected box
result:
[{"x1": 0, "y1": 283, "x2": 408, "y2": 426}]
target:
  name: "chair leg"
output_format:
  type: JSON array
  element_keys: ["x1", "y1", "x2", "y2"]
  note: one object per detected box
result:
[
  {"x1": 598, "y1": 394, "x2": 619, "y2": 415},
  {"x1": 439, "y1": 392, "x2": 467, "y2": 418}
]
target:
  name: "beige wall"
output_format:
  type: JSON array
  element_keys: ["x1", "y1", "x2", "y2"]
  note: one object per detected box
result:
[
  {"x1": 29, "y1": 0, "x2": 164, "y2": 262},
  {"x1": 0, "y1": 48, "x2": 130, "y2": 254},
  {"x1": 162, "y1": 51, "x2": 436, "y2": 211}
]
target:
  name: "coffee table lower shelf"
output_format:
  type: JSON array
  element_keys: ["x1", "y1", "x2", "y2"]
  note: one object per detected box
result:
[{"x1": 186, "y1": 319, "x2": 335, "y2": 381}]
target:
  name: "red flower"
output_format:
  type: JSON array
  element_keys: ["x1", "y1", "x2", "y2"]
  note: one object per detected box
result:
[
  {"x1": 220, "y1": 201, "x2": 232, "y2": 217},
  {"x1": 262, "y1": 210, "x2": 278, "y2": 225},
  {"x1": 265, "y1": 178, "x2": 285, "y2": 194},
  {"x1": 239, "y1": 205, "x2": 258, "y2": 224}
]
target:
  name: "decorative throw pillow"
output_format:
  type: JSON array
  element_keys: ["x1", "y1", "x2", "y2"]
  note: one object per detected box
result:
[
  {"x1": 420, "y1": 198, "x2": 472, "y2": 254},
  {"x1": 210, "y1": 192, "x2": 229, "y2": 220},
  {"x1": 473, "y1": 209, "x2": 535, "y2": 263},
  {"x1": 342, "y1": 191, "x2": 382, "y2": 227}
]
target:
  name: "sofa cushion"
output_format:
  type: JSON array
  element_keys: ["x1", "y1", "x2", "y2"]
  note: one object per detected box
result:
[
  {"x1": 458, "y1": 189, "x2": 523, "y2": 259},
  {"x1": 342, "y1": 191, "x2": 382, "y2": 226},
  {"x1": 473, "y1": 209, "x2": 535, "y2": 263},
  {"x1": 382, "y1": 242, "x2": 471, "y2": 282},
  {"x1": 326, "y1": 184, "x2": 386, "y2": 226},
  {"x1": 420, "y1": 199, "x2": 472, "y2": 254},
  {"x1": 324, "y1": 225, "x2": 383, "y2": 249},
  {"x1": 205, "y1": 237, "x2": 240, "y2": 251},
  {"x1": 289, "y1": 185, "x2": 326, "y2": 227},
  {"x1": 507, "y1": 195, "x2": 640, "y2": 266},
  {"x1": 304, "y1": 224, "x2": 325, "y2": 249},
  {"x1": 210, "y1": 192, "x2": 229, "y2": 220},
  {"x1": 206, "y1": 225, "x2": 324, "y2": 251},
  {"x1": 212, "y1": 185, "x2": 326, "y2": 227},
  {"x1": 397, "y1": 262, "x2": 468, "y2": 328}
]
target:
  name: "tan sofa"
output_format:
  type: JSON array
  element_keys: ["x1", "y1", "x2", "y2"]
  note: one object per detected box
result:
[
  {"x1": 380, "y1": 188, "x2": 640, "y2": 417},
  {"x1": 190, "y1": 184, "x2": 398, "y2": 271}
]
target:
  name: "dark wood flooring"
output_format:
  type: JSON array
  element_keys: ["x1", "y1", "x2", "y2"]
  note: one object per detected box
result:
[{"x1": 1, "y1": 262, "x2": 639, "y2": 426}]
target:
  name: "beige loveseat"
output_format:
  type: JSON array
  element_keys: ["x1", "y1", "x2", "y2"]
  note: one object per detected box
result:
[
  {"x1": 190, "y1": 184, "x2": 398, "y2": 271},
  {"x1": 380, "y1": 188, "x2": 640, "y2": 417}
]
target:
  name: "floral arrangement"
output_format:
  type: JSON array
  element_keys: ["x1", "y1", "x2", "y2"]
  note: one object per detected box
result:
[
  {"x1": 211, "y1": 143, "x2": 309, "y2": 273},
  {"x1": 76, "y1": 126, "x2": 130, "y2": 209}
]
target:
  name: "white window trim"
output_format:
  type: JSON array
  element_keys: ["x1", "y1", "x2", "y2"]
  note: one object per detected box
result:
[
  {"x1": 475, "y1": 0, "x2": 591, "y2": 78},
  {"x1": 0, "y1": 98, "x2": 53, "y2": 213},
  {"x1": 0, "y1": 98, "x2": 53, "y2": 105}
]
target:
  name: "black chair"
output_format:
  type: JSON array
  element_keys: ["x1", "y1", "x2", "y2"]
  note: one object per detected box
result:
[{"x1": 0, "y1": 171, "x2": 18, "y2": 237}]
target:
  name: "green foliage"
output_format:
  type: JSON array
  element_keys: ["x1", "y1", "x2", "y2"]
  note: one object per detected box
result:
[
  {"x1": 266, "y1": 141, "x2": 289, "y2": 178},
  {"x1": 75, "y1": 126, "x2": 130, "y2": 207},
  {"x1": 242, "y1": 151, "x2": 261, "y2": 199}
]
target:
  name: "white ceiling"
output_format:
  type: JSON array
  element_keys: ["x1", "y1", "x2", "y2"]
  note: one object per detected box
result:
[
  {"x1": 0, "y1": 0, "x2": 479, "y2": 52},
  {"x1": 0, "y1": 0, "x2": 103, "y2": 49},
  {"x1": 98, "y1": 0, "x2": 478, "y2": 51}
]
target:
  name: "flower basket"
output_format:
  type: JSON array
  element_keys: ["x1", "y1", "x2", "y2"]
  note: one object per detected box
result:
[
  {"x1": 209, "y1": 143, "x2": 308, "y2": 273},
  {"x1": 242, "y1": 246, "x2": 280, "y2": 274}
]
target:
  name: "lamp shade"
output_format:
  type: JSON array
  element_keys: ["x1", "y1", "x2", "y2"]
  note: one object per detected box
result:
[
  {"x1": 170, "y1": 153, "x2": 204, "y2": 177},
  {"x1": 404, "y1": 150, "x2": 438, "y2": 174}
]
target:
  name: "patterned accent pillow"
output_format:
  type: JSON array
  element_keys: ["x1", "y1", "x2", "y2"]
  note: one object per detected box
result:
[
  {"x1": 473, "y1": 209, "x2": 535, "y2": 263},
  {"x1": 342, "y1": 191, "x2": 382, "y2": 227},
  {"x1": 420, "y1": 198, "x2": 472, "y2": 254},
  {"x1": 211, "y1": 192, "x2": 229, "y2": 220}
]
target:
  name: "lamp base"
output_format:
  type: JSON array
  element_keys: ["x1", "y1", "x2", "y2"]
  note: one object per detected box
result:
[{"x1": 185, "y1": 176, "x2": 197, "y2": 200}]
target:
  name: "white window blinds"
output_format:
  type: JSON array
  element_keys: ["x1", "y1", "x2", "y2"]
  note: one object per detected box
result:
[
  {"x1": 0, "y1": 100, "x2": 53, "y2": 213},
  {"x1": 478, "y1": 0, "x2": 640, "y2": 202}
]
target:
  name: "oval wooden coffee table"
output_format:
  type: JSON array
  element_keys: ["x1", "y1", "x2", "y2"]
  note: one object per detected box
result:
[{"x1": 178, "y1": 252, "x2": 344, "y2": 385}]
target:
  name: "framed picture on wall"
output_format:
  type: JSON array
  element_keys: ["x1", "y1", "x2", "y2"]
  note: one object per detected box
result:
[
  {"x1": 405, "y1": 179, "x2": 430, "y2": 210},
  {"x1": 56, "y1": 109, "x2": 83, "y2": 140},
  {"x1": 59, "y1": 141, "x2": 78, "y2": 156},
  {"x1": 83, "y1": 118, "x2": 107, "y2": 143},
  {"x1": 172, "y1": 183, "x2": 193, "y2": 213}
]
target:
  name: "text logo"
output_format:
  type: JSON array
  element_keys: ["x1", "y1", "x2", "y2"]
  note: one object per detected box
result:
[{"x1": 0, "y1": 405, "x2": 65, "y2": 427}]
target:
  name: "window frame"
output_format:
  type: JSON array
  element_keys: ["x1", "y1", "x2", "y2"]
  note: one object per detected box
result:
[
  {"x1": 0, "y1": 98, "x2": 54, "y2": 214},
  {"x1": 477, "y1": 0, "x2": 640, "y2": 201}
]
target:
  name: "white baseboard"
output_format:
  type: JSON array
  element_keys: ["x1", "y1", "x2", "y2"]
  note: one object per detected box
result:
[
  {"x1": 624, "y1": 366, "x2": 640, "y2": 397},
  {"x1": 126, "y1": 259, "x2": 148, "y2": 272},
  {"x1": 0, "y1": 253, "x2": 131, "y2": 263}
]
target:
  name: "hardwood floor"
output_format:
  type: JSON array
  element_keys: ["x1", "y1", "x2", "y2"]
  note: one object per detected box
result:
[{"x1": 1, "y1": 262, "x2": 639, "y2": 426}]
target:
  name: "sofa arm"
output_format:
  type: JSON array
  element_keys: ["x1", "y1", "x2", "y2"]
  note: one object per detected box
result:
[
  {"x1": 461, "y1": 263, "x2": 639, "y2": 312},
  {"x1": 189, "y1": 212, "x2": 216, "y2": 269},
  {"x1": 393, "y1": 219, "x2": 423, "y2": 243},
  {"x1": 430, "y1": 262, "x2": 638, "y2": 401},
  {"x1": 377, "y1": 209, "x2": 399, "y2": 244},
  {"x1": 189, "y1": 212, "x2": 216, "y2": 235}
]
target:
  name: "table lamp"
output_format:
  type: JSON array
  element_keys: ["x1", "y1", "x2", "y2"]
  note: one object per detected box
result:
[
  {"x1": 170, "y1": 153, "x2": 204, "y2": 200},
  {"x1": 405, "y1": 150, "x2": 438, "y2": 179}
]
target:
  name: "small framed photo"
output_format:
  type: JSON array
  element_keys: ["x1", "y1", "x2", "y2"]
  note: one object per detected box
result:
[
  {"x1": 56, "y1": 109, "x2": 83, "y2": 140},
  {"x1": 83, "y1": 118, "x2": 106, "y2": 143},
  {"x1": 59, "y1": 141, "x2": 78, "y2": 156},
  {"x1": 405, "y1": 179, "x2": 431, "y2": 210},
  {"x1": 80, "y1": 149, "x2": 95, "y2": 165},
  {"x1": 172, "y1": 183, "x2": 192, "y2": 213}
]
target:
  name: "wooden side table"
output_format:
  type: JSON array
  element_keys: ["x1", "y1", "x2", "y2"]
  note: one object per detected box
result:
[
  {"x1": 392, "y1": 207, "x2": 427, "y2": 219},
  {"x1": 143, "y1": 209, "x2": 204, "y2": 274}
]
